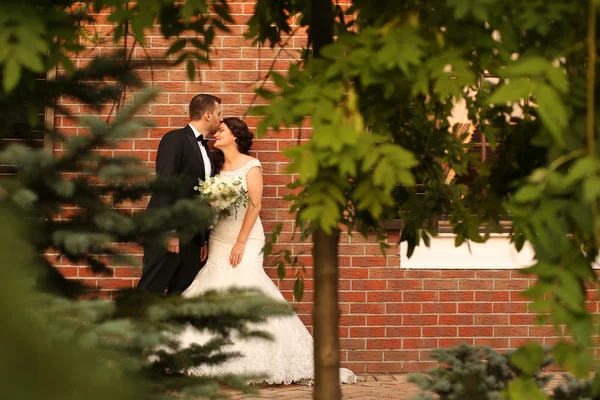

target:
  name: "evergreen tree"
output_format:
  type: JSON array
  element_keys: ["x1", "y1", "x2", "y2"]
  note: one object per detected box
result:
[{"x1": 0, "y1": 1, "x2": 292, "y2": 398}]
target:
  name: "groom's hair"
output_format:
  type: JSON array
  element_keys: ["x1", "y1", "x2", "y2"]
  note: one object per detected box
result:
[{"x1": 189, "y1": 94, "x2": 222, "y2": 120}]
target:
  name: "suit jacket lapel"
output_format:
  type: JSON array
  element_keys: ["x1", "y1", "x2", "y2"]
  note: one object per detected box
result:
[{"x1": 183, "y1": 125, "x2": 206, "y2": 179}]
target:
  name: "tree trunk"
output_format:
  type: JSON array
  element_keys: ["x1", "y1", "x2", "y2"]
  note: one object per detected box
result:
[
  {"x1": 307, "y1": 1, "x2": 338, "y2": 399},
  {"x1": 312, "y1": 227, "x2": 341, "y2": 400}
]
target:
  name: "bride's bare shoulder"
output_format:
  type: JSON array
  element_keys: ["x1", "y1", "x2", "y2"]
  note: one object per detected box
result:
[{"x1": 243, "y1": 155, "x2": 259, "y2": 163}]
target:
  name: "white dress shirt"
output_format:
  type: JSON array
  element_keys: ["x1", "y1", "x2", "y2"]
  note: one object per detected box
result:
[{"x1": 188, "y1": 123, "x2": 212, "y2": 179}]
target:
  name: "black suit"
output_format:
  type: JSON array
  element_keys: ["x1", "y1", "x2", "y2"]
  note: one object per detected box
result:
[{"x1": 138, "y1": 125, "x2": 216, "y2": 295}]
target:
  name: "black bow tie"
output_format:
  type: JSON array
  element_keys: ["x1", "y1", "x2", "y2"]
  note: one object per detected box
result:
[{"x1": 196, "y1": 134, "x2": 208, "y2": 146}]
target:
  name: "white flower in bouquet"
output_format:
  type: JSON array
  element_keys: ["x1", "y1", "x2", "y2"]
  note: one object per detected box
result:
[{"x1": 194, "y1": 174, "x2": 249, "y2": 225}]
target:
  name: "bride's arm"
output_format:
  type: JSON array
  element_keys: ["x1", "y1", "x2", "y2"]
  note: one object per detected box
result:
[{"x1": 230, "y1": 165, "x2": 263, "y2": 267}]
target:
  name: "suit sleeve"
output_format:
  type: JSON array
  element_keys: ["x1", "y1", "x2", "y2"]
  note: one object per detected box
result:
[{"x1": 152, "y1": 132, "x2": 182, "y2": 208}]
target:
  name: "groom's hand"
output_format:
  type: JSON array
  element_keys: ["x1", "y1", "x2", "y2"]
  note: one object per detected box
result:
[
  {"x1": 200, "y1": 243, "x2": 208, "y2": 262},
  {"x1": 166, "y1": 236, "x2": 179, "y2": 254}
]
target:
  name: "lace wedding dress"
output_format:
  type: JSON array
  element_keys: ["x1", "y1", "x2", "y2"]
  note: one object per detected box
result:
[{"x1": 180, "y1": 158, "x2": 357, "y2": 385}]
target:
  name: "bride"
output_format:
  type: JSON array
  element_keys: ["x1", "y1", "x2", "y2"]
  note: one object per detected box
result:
[{"x1": 178, "y1": 117, "x2": 356, "y2": 385}]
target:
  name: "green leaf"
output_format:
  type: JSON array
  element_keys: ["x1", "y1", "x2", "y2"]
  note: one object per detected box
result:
[
  {"x1": 567, "y1": 157, "x2": 600, "y2": 183},
  {"x1": 270, "y1": 71, "x2": 287, "y2": 89},
  {"x1": 552, "y1": 341, "x2": 573, "y2": 366},
  {"x1": 583, "y1": 176, "x2": 600, "y2": 202},
  {"x1": 166, "y1": 39, "x2": 187, "y2": 56},
  {"x1": 15, "y1": 46, "x2": 44, "y2": 72},
  {"x1": 566, "y1": 347, "x2": 595, "y2": 378},
  {"x1": 506, "y1": 377, "x2": 549, "y2": 400},
  {"x1": 510, "y1": 342, "x2": 545, "y2": 375},
  {"x1": 535, "y1": 84, "x2": 568, "y2": 146},
  {"x1": 546, "y1": 66, "x2": 568, "y2": 94},
  {"x1": 3, "y1": 57, "x2": 21, "y2": 92},
  {"x1": 529, "y1": 168, "x2": 548, "y2": 183},
  {"x1": 186, "y1": 59, "x2": 196, "y2": 81},
  {"x1": 487, "y1": 79, "x2": 533, "y2": 104},
  {"x1": 554, "y1": 271, "x2": 585, "y2": 312},
  {"x1": 277, "y1": 260, "x2": 286, "y2": 280},
  {"x1": 513, "y1": 184, "x2": 543, "y2": 203},
  {"x1": 373, "y1": 159, "x2": 393, "y2": 187},
  {"x1": 293, "y1": 279, "x2": 304, "y2": 301},
  {"x1": 503, "y1": 56, "x2": 550, "y2": 77}
]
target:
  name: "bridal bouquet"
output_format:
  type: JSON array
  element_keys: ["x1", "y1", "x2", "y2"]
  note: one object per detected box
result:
[{"x1": 194, "y1": 174, "x2": 249, "y2": 224}]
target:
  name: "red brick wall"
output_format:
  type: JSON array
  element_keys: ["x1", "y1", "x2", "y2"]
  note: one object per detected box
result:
[{"x1": 51, "y1": 1, "x2": 578, "y2": 373}]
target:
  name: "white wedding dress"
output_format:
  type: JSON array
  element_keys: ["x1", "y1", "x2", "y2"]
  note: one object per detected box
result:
[{"x1": 179, "y1": 158, "x2": 356, "y2": 385}]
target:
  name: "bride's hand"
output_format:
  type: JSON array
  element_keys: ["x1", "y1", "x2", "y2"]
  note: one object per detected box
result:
[{"x1": 230, "y1": 241, "x2": 246, "y2": 268}]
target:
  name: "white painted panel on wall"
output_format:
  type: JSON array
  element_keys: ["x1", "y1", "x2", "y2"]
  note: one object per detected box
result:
[{"x1": 400, "y1": 235, "x2": 536, "y2": 269}]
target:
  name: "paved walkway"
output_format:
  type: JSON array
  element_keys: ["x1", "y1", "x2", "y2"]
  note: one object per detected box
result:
[
  {"x1": 227, "y1": 375, "x2": 421, "y2": 399},
  {"x1": 225, "y1": 373, "x2": 568, "y2": 399}
]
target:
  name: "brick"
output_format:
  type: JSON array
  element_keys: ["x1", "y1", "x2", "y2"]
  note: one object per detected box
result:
[
  {"x1": 459, "y1": 279, "x2": 493, "y2": 290},
  {"x1": 370, "y1": 268, "x2": 405, "y2": 278},
  {"x1": 351, "y1": 256, "x2": 387, "y2": 267},
  {"x1": 458, "y1": 303, "x2": 493, "y2": 313},
  {"x1": 340, "y1": 315, "x2": 366, "y2": 327},
  {"x1": 367, "y1": 362, "x2": 404, "y2": 373},
  {"x1": 352, "y1": 280, "x2": 386, "y2": 290},
  {"x1": 441, "y1": 270, "x2": 476, "y2": 278},
  {"x1": 405, "y1": 270, "x2": 441, "y2": 278},
  {"x1": 475, "y1": 291, "x2": 510, "y2": 302},
  {"x1": 422, "y1": 303, "x2": 457, "y2": 314},
  {"x1": 350, "y1": 304, "x2": 385, "y2": 314},
  {"x1": 423, "y1": 326, "x2": 457, "y2": 337},
  {"x1": 366, "y1": 291, "x2": 403, "y2": 302},
  {"x1": 386, "y1": 279, "x2": 423, "y2": 290},
  {"x1": 493, "y1": 302, "x2": 528, "y2": 313},
  {"x1": 97, "y1": 278, "x2": 135, "y2": 290},
  {"x1": 459, "y1": 326, "x2": 493, "y2": 337},
  {"x1": 494, "y1": 279, "x2": 529, "y2": 290},
  {"x1": 510, "y1": 314, "x2": 537, "y2": 325},
  {"x1": 384, "y1": 350, "x2": 419, "y2": 361},
  {"x1": 347, "y1": 351, "x2": 383, "y2": 361},
  {"x1": 529, "y1": 326, "x2": 558, "y2": 336},
  {"x1": 439, "y1": 291, "x2": 475, "y2": 302},
  {"x1": 476, "y1": 271, "x2": 511, "y2": 278},
  {"x1": 474, "y1": 338, "x2": 509, "y2": 348},
  {"x1": 350, "y1": 327, "x2": 385, "y2": 338},
  {"x1": 494, "y1": 326, "x2": 528, "y2": 337},
  {"x1": 339, "y1": 292, "x2": 366, "y2": 302},
  {"x1": 474, "y1": 315, "x2": 509, "y2": 325},
  {"x1": 387, "y1": 327, "x2": 422, "y2": 337},
  {"x1": 510, "y1": 291, "x2": 530, "y2": 302},
  {"x1": 339, "y1": 267, "x2": 369, "y2": 279},
  {"x1": 403, "y1": 291, "x2": 438, "y2": 302},
  {"x1": 403, "y1": 339, "x2": 438, "y2": 350},
  {"x1": 366, "y1": 339, "x2": 401, "y2": 349},
  {"x1": 403, "y1": 315, "x2": 437, "y2": 325},
  {"x1": 340, "y1": 339, "x2": 366, "y2": 350},
  {"x1": 510, "y1": 337, "x2": 535, "y2": 348},
  {"x1": 423, "y1": 279, "x2": 458, "y2": 290},
  {"x1": 386, "y1": 303, "x2": 421, "y2": 314},
  {"x1": 440, "y1": 315, "x2": 473, "y2": 325},
  {"x1": 366, "y1": 315, "x2": 403, "y2": 326}
]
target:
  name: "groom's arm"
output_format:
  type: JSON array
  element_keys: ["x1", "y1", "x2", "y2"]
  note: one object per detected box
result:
[{"x1": 152, "y1": 131, "x2": 182, "y2": 209}]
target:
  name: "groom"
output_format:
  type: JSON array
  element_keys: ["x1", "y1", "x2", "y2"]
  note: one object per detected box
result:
[{"x1": 138, "y1": 94, "x2": 222, "y2": 295}]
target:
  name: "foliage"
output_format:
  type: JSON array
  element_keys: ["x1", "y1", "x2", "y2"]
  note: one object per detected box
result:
[
  {"x1": 244, "y1": 0, "x2": 600, "y2": 398},
  {"x1": 0, "y1": 205, "x2": 294, "y2": 399},
  {"x1": 408, "y1": 344, "x2": 550, "y2": 400},
  {"x1": 409, "y1": 344, "x2": 599, "y2": 400},
  {"x1": 0, "y1": 0, "x2": 291, "y2": 398},
  {"x1": 0, "y1": 0, "x2": 232, "y2": 92}
]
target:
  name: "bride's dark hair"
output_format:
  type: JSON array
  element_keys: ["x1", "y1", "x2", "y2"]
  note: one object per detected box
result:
[{"x1": 213, "y1": 117, "x2": 254, "y2": 171}]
